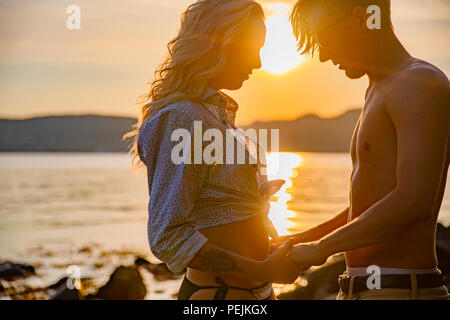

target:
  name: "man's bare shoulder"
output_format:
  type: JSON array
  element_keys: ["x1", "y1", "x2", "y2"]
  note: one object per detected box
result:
[
  {"x1": 386, "y1": 58, "x2": 450, "y2": 120},
  {"x1": 401, "y1": 58, "x2": 448, "y2": 86}
]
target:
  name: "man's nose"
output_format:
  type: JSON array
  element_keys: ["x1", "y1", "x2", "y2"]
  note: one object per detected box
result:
[{"x1": 319, "y1": 48, "x2": 331, "y2": 63}]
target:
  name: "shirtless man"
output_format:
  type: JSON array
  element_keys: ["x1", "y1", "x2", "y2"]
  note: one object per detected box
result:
[{"x1": 284, "y1": 0, "x2": 450, "y2": 299}]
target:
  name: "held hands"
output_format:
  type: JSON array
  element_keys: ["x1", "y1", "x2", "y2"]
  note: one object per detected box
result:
[
  {"x1": 262, "y1": 239, "x2": 330, "y2": 283},
  {"x1": 259, "y1": 180, "x2": 330, "y2": 280},
  {"x1": 260, "y1": 239, "x2": 299, "y2": 284},
  {"x1": 288, "y1": 241, "x2": 329, "y2": 273},
  {"x1": 268, "y1": 239, "x2": 331, "y2": 274}
]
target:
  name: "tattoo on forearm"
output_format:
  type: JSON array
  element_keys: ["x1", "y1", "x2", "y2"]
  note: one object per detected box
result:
[{"x1": 193, "y1": 248, "x2": 242, "y2": 273}]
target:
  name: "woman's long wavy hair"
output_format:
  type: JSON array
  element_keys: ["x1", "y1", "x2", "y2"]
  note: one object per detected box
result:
[{"x1": 124, "y1": 0, "x2": 265, "y2": 170}]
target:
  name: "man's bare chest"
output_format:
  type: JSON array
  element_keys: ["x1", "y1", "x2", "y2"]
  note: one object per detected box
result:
[{"x1": 351, "y1": 89, "x2": 397, "y2": 166}]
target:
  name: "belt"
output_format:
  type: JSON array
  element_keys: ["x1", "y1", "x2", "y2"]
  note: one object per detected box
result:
[
  {"x1": 181, "y1": 275, "x2": 273, "y2": 300},
  {"x1": 213, "y1": 277, "x2": 273, "y2": 300},
  {"x1": 338, "y1": 273, "x2": 444, "y2": 296}
]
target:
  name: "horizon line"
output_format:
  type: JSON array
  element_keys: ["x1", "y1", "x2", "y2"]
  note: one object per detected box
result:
[{"x1": 0, "y1": 108, "x2": 362, "y2": 124}]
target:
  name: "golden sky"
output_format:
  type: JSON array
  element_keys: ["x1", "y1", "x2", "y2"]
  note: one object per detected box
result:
[{"x1": 0, "y1": 0, "x2": 449, "y2": 126}]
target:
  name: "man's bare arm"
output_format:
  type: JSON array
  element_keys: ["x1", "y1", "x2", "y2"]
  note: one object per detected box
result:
[
  {"x1": 290, "y1": 66, "x2": 450, "y2": 267},
  {"x1": 274, "y1": 207, "x2": 349, "y2": 245}
]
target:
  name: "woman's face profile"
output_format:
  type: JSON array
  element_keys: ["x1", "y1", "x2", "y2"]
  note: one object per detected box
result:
[{"x1": 209, "y1": 16, "x2": 266, "y2": 91}]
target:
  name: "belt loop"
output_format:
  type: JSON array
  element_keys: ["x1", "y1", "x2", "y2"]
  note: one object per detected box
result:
[
  {"x1": 410, "y1": 274, "x2": 418, "y2": 300},
  {"x1": 349, "y1": 276, "x2": 355, "y2": 299}
]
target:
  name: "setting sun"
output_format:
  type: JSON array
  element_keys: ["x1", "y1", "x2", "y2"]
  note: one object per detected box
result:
[{"x1": 260, "y1": 3, "x2": 305, "y2": 75}]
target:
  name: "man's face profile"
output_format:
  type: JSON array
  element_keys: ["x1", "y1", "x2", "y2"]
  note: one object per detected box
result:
[{"x1": 309, "y1": 5, "x2": 369, "y2": 79}]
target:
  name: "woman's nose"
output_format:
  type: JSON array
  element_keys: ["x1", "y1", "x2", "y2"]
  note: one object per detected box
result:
[
  {"x1": 256, "y1": 60, "x2": 262, "y2": 70},
  {"x1": 254, "y1": 54, "x2": 262, "y2": 70}
]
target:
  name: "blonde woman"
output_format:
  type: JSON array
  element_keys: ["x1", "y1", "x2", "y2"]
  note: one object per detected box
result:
[{"x1": 125, "y1": 0, "x2": 298, "y2": 300}]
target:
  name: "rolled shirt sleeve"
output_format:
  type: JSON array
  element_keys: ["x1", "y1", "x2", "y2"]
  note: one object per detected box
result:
[{"x1": 138, "y1": 102, "x2": 209, "y2": 274}]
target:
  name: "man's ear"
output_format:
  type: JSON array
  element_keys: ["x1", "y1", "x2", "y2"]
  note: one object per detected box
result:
[{"x1": 351, "y1": 6, "x2": 368, "y2": 30}]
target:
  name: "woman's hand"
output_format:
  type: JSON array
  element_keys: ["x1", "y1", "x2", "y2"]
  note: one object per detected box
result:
[{"x1": 259, "y1": 239, "x2": 299, "y2": 284}]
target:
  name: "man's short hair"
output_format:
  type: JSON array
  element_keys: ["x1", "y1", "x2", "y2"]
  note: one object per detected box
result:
[{"x1": 290, "y1": 0, "x2": 391, "y2": 55}]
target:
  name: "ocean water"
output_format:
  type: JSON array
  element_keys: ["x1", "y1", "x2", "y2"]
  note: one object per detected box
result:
[{"x1": 0, "y1": 152, "x2": 449, "y2": 298}]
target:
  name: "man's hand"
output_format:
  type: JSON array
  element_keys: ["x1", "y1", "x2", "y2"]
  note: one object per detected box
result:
[
  {"x1": 260, "y1": 239, "x2": 299, "y2": 284},
  {"x1": 288, "y1": 242, "x2": 330, "y2": 272}
]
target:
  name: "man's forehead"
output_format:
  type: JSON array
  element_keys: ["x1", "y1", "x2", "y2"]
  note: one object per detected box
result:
[{"x1": 308, "y1": 5, "x2": 337, "y2": 32}]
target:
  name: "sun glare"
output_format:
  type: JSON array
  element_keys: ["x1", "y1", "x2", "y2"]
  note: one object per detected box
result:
[
  {"x1": 266, "y1": 153, "x2": 303, "y2": 236},
  {"x1": 260, "y1": 3, "x2": 305, "y2": 75}
]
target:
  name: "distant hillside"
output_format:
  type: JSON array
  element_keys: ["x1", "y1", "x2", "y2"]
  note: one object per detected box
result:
[
  {"x1": 0, "y1": 115, "x2": 136, "y2": 152},
  {"x1": 0, "y1": 110, "x2": 361, "y2": 152},
  {"x1": 245, "y1": 109, "x2": 361, "y2": 152}
]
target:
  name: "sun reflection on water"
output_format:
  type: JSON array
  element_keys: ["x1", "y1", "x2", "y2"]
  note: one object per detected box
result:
[{"x1": 266, "y1": 153, "x2": 303, "y2": 236}]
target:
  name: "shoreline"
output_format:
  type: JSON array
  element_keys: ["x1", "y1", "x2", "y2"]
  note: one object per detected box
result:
[{"x1": 2, "y1": 223, "x2": 449, "y2": 300}]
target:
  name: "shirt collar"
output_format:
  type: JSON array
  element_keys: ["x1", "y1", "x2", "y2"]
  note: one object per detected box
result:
[
  {"x1": 201, "y1": 88, "x2": 239, "y2": 127},
  {"x1": 202, "y1": 87, "x2": 219, "y2": 100}
]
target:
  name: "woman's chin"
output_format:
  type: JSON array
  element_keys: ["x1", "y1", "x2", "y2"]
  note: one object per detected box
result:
[{"x1": 224, "y1": 82, "x2": 245, "y2": 91}]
